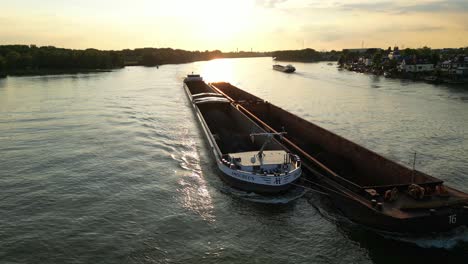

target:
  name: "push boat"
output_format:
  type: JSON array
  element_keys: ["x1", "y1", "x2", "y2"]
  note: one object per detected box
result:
[
  {"x1": 273, "y1": 64, "x2": 296, "y2": 73},
  {"x1": 183, "y1": 74, "x2": 302, "y2": 194},
  {"x1": 209, "y1": 81, "x2": 468, "y2": 234}
]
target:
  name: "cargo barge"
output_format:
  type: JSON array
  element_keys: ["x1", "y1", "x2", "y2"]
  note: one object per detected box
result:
[
  {"x1": 183, "y1": 75, "x2": 302, "y2": 194},
  {"x1": 273, "y1": 64, "x2": 296, "y2": 73},
  {"x1": 209, "y1": 81, "x2": 468, "y2": 234}
]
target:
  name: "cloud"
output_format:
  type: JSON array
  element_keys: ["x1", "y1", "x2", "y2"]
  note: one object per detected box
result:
[
  {"x1": 255, "y1": 0, "x2": 288, "y2": 8},
  {"x1": 379, "y1": 25, "x2": 446, "y2": 32},
  {"x1": 400, "y1": 0, "x2": 468, "y2": 13},
  {"x1": 336, "y1": 0, "x2": 468, "y2": 14},
  {"x1": 338, "y1": 1, "x2": 393, "y2": 12}
]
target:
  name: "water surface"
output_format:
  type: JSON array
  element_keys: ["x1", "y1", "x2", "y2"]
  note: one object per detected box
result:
[{"x1": 1, "y1": 58, "x2": 467, "y2": 263}]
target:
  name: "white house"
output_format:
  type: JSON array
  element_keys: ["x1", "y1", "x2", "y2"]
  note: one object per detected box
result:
[
  {"x1": 456, "y1": 67, "x2": 468, "y2": 76},
  {"x1": 388, "y1": 51, "x2": 401, "y2": 60},
  {"x1": 364, "y1": 58, "x2": 373, "y2": 66},
  {"x1": 399, "y1": 60, "x2": 434, "y2": 72},
  {"x1": 440, "y1": 57, "x2": 468, "y2": 75}
]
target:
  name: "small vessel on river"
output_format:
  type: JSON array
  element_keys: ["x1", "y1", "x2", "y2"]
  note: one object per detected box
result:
[
  {"x1": 183, "y1": 74, "x2": 302, "y2": 194},
  {"x1": 273, "y1": 64, "x2": 296, "y2": 73},
  {"x1": 209, "y1": 81, "x2": 468, "y2": 234}
]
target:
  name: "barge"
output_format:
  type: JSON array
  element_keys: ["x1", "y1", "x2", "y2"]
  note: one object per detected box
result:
[
  {"x1": 209, "y1": 81, "x2": 468, "y2": 234},
  {"x1": 183, "y1": 75, "x2": 302, "y2": 194},
  {"x1": 273, "y1": 64, "x2": 296, "y2": 73}
]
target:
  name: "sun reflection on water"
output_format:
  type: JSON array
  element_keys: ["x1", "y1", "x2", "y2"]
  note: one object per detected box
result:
[
  {"x1": 172, "y1": 129, "x2": 215, "y2": 222},
  {"x1": 200, "y1": 59, "x2": 234, "y2": 83}
]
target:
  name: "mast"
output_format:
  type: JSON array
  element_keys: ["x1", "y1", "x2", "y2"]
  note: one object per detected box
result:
[{"x1": 250, "y1": 132, "x2": 287, "y2": 159}]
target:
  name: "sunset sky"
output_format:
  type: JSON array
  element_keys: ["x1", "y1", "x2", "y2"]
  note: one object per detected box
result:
[{"x1": 1, "y1": 0, "x2": 467, "y2": 51}]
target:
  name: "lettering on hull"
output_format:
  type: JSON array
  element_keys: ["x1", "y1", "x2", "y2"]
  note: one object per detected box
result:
[{"x1": 221, "y1": 164, "x2": 301, "y2": 186}]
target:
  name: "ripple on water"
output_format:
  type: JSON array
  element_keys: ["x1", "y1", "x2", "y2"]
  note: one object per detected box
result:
[{"x1": 1, "y1": 60, "x2": 468, "y2": 263}]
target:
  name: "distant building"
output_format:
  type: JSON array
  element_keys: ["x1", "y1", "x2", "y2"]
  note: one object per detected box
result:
[
  {"x1": 357, "y1": 57, "x2": 373, "y2": 66},
  {"x1": 456, "y1": 67, "x2": 468, "y2": 76},
  {"x1": 364, "y1": 58, "x2": 372, "y2": 66},
  {"x1": 399, "y1": 59, "x2": 434, "y2": 72},
  {"x1": 343, "y1": 48, "x2": 382, "y2": 54},
  {"x1": 440, "y1": 56, "x2": 468, "y2": 75},
  {"x1": 388, "y1": 51, "x2": 401, "y2": 60}
]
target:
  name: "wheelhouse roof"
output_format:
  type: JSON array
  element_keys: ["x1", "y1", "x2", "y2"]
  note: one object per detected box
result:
[{"x1": 229, "y1": 150, "x2": 289, "y2": 166}]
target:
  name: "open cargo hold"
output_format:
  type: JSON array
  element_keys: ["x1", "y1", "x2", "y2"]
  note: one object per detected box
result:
[
  {"x1": 210, "y1": 81, "x2": 468, "y2": 233},
  {"x1": 183, "y1": 76, "x2": 302, "y2": 194}
]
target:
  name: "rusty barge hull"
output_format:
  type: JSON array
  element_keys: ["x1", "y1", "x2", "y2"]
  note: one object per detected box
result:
[{"x1": 209, "y1": 82, "x2": 468, "y2": 234}]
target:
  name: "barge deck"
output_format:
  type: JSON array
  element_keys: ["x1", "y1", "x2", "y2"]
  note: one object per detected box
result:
[
  {"x1": 183, "y1": 75, "x2": 302, "y2": 194},
  {"x1": 209, "y1": 81, "x2": 468, "y2": 233}
]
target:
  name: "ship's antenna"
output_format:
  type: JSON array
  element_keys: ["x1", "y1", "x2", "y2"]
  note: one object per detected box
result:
[{"x1": 250, "y1": 132, "x2": 287, "y2": 159}]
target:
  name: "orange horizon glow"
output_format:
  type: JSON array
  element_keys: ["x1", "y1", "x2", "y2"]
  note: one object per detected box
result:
[{"x1": 1, "y1": 0, "x2": 467, "y2": 51}]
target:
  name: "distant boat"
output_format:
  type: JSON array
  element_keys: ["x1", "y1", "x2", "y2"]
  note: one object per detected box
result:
[{"x1": 273, "y1": 64, "x2": 296, "y2": 73}]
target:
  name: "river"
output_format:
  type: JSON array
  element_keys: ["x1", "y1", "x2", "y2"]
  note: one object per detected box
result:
[{"x1": 1, "y1": 58, "x2": 467, "y2": 263}]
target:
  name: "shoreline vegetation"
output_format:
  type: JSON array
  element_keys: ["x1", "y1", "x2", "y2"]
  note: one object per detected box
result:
[
  {"x1": 0, "y1": 45, "x2": 124, "y2": 77},
  {"x1": 0, "y1": 45, "x2": 272, "y2": 77},
  {"x1": 0, "y1": 45, "x2": 339, "y2": 78},
  {"x1": 272, "y1": 48, "x2": 341, "y2": 62},
  {"x1": 1, "y1": 45, "x2": 467, "y2": 85}
]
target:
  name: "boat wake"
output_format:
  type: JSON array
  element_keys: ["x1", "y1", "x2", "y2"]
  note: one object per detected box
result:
[
  {"x1": 378, "y1": 226, "x2": 468, "y2": 249},
  {"x1": 309, "y1": 195, "x2": 468, "y2": 249},
  {"x1": 305, "y1": 193, "x2": 355, "y2": 226},
  {"x1": 221, "y1": 185, "x2": 307, "y2": 204}
]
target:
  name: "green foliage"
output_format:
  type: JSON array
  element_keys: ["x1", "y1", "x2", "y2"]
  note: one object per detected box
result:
[
  {"x1": 372, "y1": 51, "x2": 382, "y2": 66},
  {"x1": 0, "y1": 45, "x2": 270, "y2": 74},
  {"x1": 338, "y1": 54, "x2": 345, "y2": 66},
  {"x1": 0, "y1": 55, "x2": 6, "y2": 72},
  {"x1": 0, "y1": 45, "x2": 125, "y2": 74},
  {"x1": 128, "y1": 48, "x2": 228, "y2": 66},
  {"x1": 6, "y1": 51, "x2": 21, "y2": 69},
  {"x1": 272, "y1": 48, "x2": 340, "y2": 62}
]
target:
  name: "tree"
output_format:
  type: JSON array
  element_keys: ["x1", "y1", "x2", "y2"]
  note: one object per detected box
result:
[
  {"x1": 0, "y1": 55, "x2": 5, "y2": 70},
  {"x1": 420, "y1": 46, "x2": 432, "y2": 59},
  {"x1": 6, "y1": 51, "x2": 21, "y2": 69},
  {"x1": 372, "y1": 51, "x2": 383, "y2": 67},
  {"x1": 430, "y1": 53, "x2": 440, "y2": 65},
  {"x1": 338, "y1": 54, "x2": 346, "y2": 66},
  {"x1": 141, "y1": 52, "x2": 158, "y2": 66},
  {"x1": 0, "y1": 55, "x2": 6, "y2": 76}
]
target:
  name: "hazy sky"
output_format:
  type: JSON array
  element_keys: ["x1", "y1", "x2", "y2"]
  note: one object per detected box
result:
[{"x1": 1, "y1": 0, "x2": 467, "y2": 51}]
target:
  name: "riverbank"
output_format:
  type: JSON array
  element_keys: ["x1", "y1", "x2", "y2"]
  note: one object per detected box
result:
[
  {"x1": 273, "y1": 48, "x2": 341, "y2": 62},
  {"x1": 1, "y1": 68, "x2": 114, "y2": 77},
  {"x1": 337, "y1": 47, "x2": 468, "y2": 85},
  {"x1": 341, "y1": 63, "x2": 468, "y2": 85}
]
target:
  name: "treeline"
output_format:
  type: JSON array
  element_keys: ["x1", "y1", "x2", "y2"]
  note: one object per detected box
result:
[
  {"x1": 0, "y1": 45, "x2": 124, "y2": 75},
  {"x1": 122, "y1": 48, "x2": 223, "y2": 66},
  {"x1": 0, "y1": 45, "x2": 270, "y2": 76},
  {"x1": 0, "y1": 44, "x2": 346, "y2": 77},
  {"x1": 272, "y1": 48, "x2": 341, "y2": 62},
  {"x1": 122, "y1": 48, "x2": 269, "y2": 66}
]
